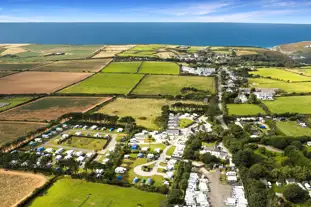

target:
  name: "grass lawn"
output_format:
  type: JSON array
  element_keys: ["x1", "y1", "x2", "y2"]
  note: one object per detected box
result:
[
  {"x1": 276, "y1": 121, "x2": 311, "y2": 136},
  {"x1": 139, "y1": 143, "x2": 167, "y2": 151},
  {"x1": 166, "y1": 146, "x2": 176, "y2": 156},
  {"x1": 179, "y1": 119, "x2": 194, "y2": 128},
  {"x1": 138, "y1": 61, "x2": 179, "y2": 75},
  {"x1": 60, "y1": 73, "x2": 144, "y2": 95},
  {"x1": 264, "y1": 96, "x2": 311, "y2": 114},
  {"x1": 133, "y1": 75, "x2": 215, "y2": 95},
  {"x1": 95, "y1": 98, "x2": 202, "y2": 129},
  {"x1": 227, "y1": 104, "x2": 266, "y2": 116},
  {"x1": 29, "y1": 178, "x2": 165, "y2": 207},
  {"x1": 248, "y1": 78, "x2": 311, "y2": 93},
  {"x1": 0, "y1": 96, "x2": 34, "y2": 112},
  {"x1": 60, "y1": 136, "x2": 108, "y2": 151},
  {"x1": 250, "y1": 68, "x2": 311, "y2": 82},
  {"x1": 202, "y1": 141, "x2": 217, "y2": 147},
  {"x1": 102, "y1": 62, "x2": 141, "y2": 73}
]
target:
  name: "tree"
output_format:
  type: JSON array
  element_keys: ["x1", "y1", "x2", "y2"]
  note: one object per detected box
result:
[
  {"x1": 178, "y1": 179, "x2": 188, "y2": 190},
  {"x1": 248, "y1": 93, "x2": 258, "y2": 104},
  {"x1": 283, "y1": 184, "x2": 309, "y2": 203},
  {"x1": 158, "y1": 186, "x2": 169, "y2": 194},
  {"x1": 167, "y1": 189, "x2": 183, "y2": 204},
  {"x1": 233, "y1": 149, "x2": 257, "y2": 168},
  {"x1": 249, "y1": 164, "x2": 267, "y2": 179},
  {"x1": 119, "y1": 116, "x2": 135, "y2": 124},
  {"x1": 200, "y1": 152, "x2": 220, "y2": 164}
]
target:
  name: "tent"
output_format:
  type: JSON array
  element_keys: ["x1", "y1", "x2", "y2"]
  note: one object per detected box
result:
[{"x1": 116, "y1": 175, "x2": 123, "y2": 181}]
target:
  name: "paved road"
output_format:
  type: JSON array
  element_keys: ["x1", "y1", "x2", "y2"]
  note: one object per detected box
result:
[
  {"x1": 133, "y1": 145, "x2": 171, "y2": 177},
  {"x1": 216, "y1": 68, "x2": 229, "y2": 130}
]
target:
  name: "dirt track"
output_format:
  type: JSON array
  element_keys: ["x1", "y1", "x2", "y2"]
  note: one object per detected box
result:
[{"x1": 0, "y1": 169, "x2": 47, "y2": 207}]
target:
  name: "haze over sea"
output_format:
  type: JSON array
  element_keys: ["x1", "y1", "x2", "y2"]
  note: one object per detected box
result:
[{"x1": 0, "y1": 23, "x2": 311, "y2": 48}]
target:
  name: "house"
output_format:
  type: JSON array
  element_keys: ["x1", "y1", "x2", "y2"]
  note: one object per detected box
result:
[
  {"x1": 239, "y1": 88, "x2": 251, "y2": 94},
  {"x1": 254, "y1": 92, "x2": 274, "y2": 100},
  {"x1": 237, "y1": 94, "x2": 248, "y2": 103},
  {"x1": 115, "y1": 167, "x2": 127, "y2": 174}
]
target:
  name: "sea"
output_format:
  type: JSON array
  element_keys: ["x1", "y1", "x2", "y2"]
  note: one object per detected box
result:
[{"x1": 0, "y1": 23, "x2": 311, "y2": 48}]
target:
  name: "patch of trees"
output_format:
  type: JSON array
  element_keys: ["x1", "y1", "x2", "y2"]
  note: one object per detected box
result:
[
  {"x1": 63, "y1": 112, "x2": 119, "y2": 124},
  {"x1": 154, "y1": 105, "x2": 169, "y2": 129},
  {"x1": 283, "y1": 184, "x2": 309, "y2": 203},
  {"x1": 262, "y1": 136, "x2": 311, "y2": 150},
  {"x1": 171, "y1": 102, "x2": 209, "y2": 113}
]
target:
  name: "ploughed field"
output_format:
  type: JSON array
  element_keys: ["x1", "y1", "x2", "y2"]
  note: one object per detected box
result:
[
  {"x1": 0, "y1": 121, "x2": 47, "y2": 146},
  {"x1": 32, "y1": 59, "x2": 112, "y2": 72},
  {"x1": 0, "y1": 96, "x2": 110, "y2": 121},
  {"x1": 29, "y1": 178, "x2": 165, "y2": 207},
  {"x1": 227, "y1": 104, "x2": 266, "y2": 116},
  {"x1": 0, "y1": 71, "x2": 92, "y2": 94},
  {"x1": 60, "y1": 73, "x2": 144, "y2": 94},
  {"x1": 0, "y1": 170, "x2": 46, "y2": 207}
]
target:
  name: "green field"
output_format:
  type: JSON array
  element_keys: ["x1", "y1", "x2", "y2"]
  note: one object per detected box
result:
[
  {"x1": 60, "y1": 73, "x2": 144, "y2": 94},
  {"x1": 227, "y1": 104, "x2": 266, "y2": 116},
  {"x1": 248, "y1": 78, "x2": 311, "y2": 93},
  {"x1": 130, "y1": 45, "x2": 164, "y2": 51},
  {"x1": 0, "y1": 96, "x2": 34, "y2": 112},
  {"x1": 133, "y1": 75, "x2": 215, "y2": 95},
  {"x1": 264, "y1": 96, "x2": 311, "y2": 114},
  {"x1": 29, "y1": 178, "x2": 165, "y2": 207},
  {"x1": 276, "y1": 121, "x2": 311, "y2": 136},
  {"x1": 102, "y1": 61, "x2": 141, "y2": 73},
  {"x1": 250, "y1": 68, "x2": 311, "y2": 82},
  {"x1": 138, "y1": 61, "x2": 179, "y2": 75},
  {"x1": 0, "y1": 63, "x2": 40, "y2": 71},
  {"x1": 117, "y1": 50, "x2": 156, "y2": 58},
  {"x1": 96, "y1": 98, "x2": 202, "y2": 129},
  {"x1": 60, "y1": 136, "x2": 108, "y2": 150}
]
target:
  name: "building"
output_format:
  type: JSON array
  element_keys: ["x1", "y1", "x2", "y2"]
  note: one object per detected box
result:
[
  {"x1": 253, "y1": 92, "x2": 274, "y2": 100},
  {"x1": 237, "y1": 94, "x2": 248, "y2": 103}
]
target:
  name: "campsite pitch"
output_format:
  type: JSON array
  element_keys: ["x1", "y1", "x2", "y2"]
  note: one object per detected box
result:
[
  {"x1": 29, "y1": 178, "x2": 165, "y2": 207},
  {"x1": 0, "y1": 96, "x2": 111, "y2": 121},
  {"x1": 0, "y1": 121, "x2": 47, "y2": 147},
  {"x1": 0, "y1": 71, "x2": 92, "y2": 94},
  {"x1": 60, "y1": 73, "x2": 144, "y2": 95},
  {"x1": 132, "y1": 75, "x2": 216, "y2": 95},
  {"x1": 0, "y1": 170, "x2": 46, "y2": 207}
]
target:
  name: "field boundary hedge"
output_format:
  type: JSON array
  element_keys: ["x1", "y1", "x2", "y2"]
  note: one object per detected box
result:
[{"x1": 127, "y1": 74, "x2": 146, "y2": 95}]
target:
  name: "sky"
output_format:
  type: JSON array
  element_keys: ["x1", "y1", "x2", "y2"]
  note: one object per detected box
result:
[{"x1": 0, "y1": 0, "x2": 311, "y2": 23}]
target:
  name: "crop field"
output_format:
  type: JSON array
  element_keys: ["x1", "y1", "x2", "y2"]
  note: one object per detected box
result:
[
  {"x1": 227, "y1": 104, "x2": 266, "y2": 116},
  {"x1": 235, "y1": 50, "x2": 258, "y2": 56},
  {"x1": 133, "y1": 75, "x2": 215, "y2": 95},
  {"x1": 0, "y1": 170, "x2": 47, "y2": 207},
  {"x1": 96, "y1": 98, "x2": 203, "y2": 129},
  {"x1": 264, "y1": 96, "x2": 311, "y2": 114},
  {"x1": 61, "y1": 73, "x2": 144, "y2": 94},
  {"x1": 33, "y1": 59, "x2": 112, "y2": 72},
  {"x1": 0, "y1": 121, "x2": 47, "y2": 146},
  {"x1": 138, "y1": 61, "x2": 179, "y2": 75},
  {"x1": 0, "y1": 96, "x2": 35, "y2": 112},
  {"x1": 276, "y1": 121, "x2": 311, "y2": 136},
  {"x1": 92, "y1": 51, "x2": 119, "y2": 58},
  {"x1": 0, "y1": 71, "x2": 92, "y2": 94},
  {"x1": 250, "y1": 68, "x2": 311, "y2": 82},
  {"x1": 103, "y1": 45, "x2": 135, "y2": 51},
  {"x1": 248, "y1": 78, "x2": 311, "y2": 93},
  {"x1": 117, "y1": 50, "x2": 156, "y2": 57},
  {"x1": 0, "y1": 96, "x2": 110, "y2": 121},
  {"x1": 29, "y1": 178, "x2": 165, "y2": 207},
  {"x1": 60, "y1": 136, "x2": 108, "y2": 150},
  {"x1": 102, "y1": 61, "x2": 141, "y2": 73},
  {"x1": 0, "y1": 63, "x2": 41, "y2": 71},
  {"x1": 130, "y1": 44, "x2": 164, "y2": 51}
]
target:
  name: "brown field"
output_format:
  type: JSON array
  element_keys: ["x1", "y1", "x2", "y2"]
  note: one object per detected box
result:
[
  {"x1": 278, "y1": 41, "x2": 311, "y2": 54},
  {"x1": 1, "y1": 47, "x2": 27, "y2": 56},
  {"x1": 0, "y1": 96, "x2": 111, "y2": 121},
  {"x1": 156, "y1": 52, "x2": 177, "y2": 59},
  {"x1": 0, "y1": 71, "x2": 93, "y2": 94},
  {"x1": 0, "y1": 121, "x2": 47, "y2": 146},
  {"x1": 93, "y1": 51, "x2": 120, "y2": 58},
  {"x1": 103, "y1": 45, "x2": 135, "y2": 51},
  {"x1": 235, "y1": 50, "x2": 258, "y2": 56},
  {"x1": 0, "y1": 170, "x2": 47, "y2": 207},
  {"x1": 32, "y1": 59, "x2": 112, "y2": 72},
  {"x1": 0, "y1": 71, "x2": 17, "y2": 77}
]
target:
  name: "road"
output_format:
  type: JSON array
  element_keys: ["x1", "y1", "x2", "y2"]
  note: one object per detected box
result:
[
  {"x1": 217, "y1": 67, "x2": 229, "y2": 130},
  {"x1": 133, "y1": 145, "x2": 171, "y2": 177}
]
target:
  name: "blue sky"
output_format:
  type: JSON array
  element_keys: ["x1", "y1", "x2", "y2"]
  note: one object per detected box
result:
[{"x1": 0, "y1": 0, "x2": 311, "y2": 23}]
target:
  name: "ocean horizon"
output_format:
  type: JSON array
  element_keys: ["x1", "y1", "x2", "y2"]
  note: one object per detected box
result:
[{"x1": 0, "y1": 22, "x2": 311, "y2": 47}]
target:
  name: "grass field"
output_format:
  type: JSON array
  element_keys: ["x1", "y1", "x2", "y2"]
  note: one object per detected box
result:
[
  {"x1": 0, "y1": 96, "x2": 34, "y2": 112},
  {"x1": 29, "y1": 178, "x2": 165, "y2": 207},
  {"x1": 0, "y1": 121, "x2": 47, "y2": 146},
  {"x1": 0, "y1": 170, "x2": 46, "y2": 207},
  {"x1": 0, "y1": 63, "x2": 41, "y2": 71},
  {"x1": 227, "y1": 104, "x2": 266, "y2": 116},
  {"x1": 0, "y1": 97, "x2": 110, "y2": 121},
  {"x1": 61, "y1": 136, "x2": 108, "y2": 150},
  {"x1": 33, "y1": 59, "x2": 111, "y2": 72},
  {"x1": 61, "y1": 73, "x2": 143, "y2": 94},
  {"x1": 248, "y1": 78, "x2": 311, "y2": 93},
  {"x1": 133, "y1": 75, "x2": 215, "y2": 95},
  {"x1": 166, "y1": 146, "x2": 176, "y2": 156},
  {"x1": 102, "y1": 61, "x2": 141, "y2": 73},
  {"x1": 264, "y1": 96, "x2": 311, "y2": 114},
  {"x1": 276, "y1": 121, "x2": 311, "y2": 136},
  {"x1": 96, "y1": 98, "x2": 203, "y2": 129},
  {"x1": 250, "y1": 68, "x2": 311, "y2": 82},
  {"x1": 138, "y1": 61, "x2": 179, "y2": 75},
  {"x1": 0, "y1": 71, "x2": 92, "y2": 94}
]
